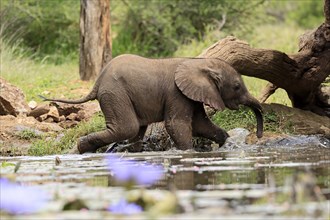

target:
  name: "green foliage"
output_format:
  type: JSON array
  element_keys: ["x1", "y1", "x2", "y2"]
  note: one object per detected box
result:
[
  {"x1": 17, "y1": 129, "x2": 41, "y2": 140},
  {"x1": 0, "y1": 0, "x2": 79, "y2": 63},
  {"x1": 1, "y1": 0, "x2": 325, "y2": 61},
  {"x1": 286, "y1": 0, "x2": 324, "y2": 28},
  {"x1": 247, "y1": 24, "x2": 306, "y2": 53},
  {"x1": 264, "y1": 0, "x2": 324, "y2": 28},
  {"x1": 212, "y1": 107, "x2": 257, "y2": 131},
  {"x1": 28, "y1": 113, "x2": 105, "y2": 156},
  {"x1": 212, "y1": 106, "x2": 294, "y2": 134},
  {"x1": 112, "y1": 0, "x2": 265, "y2": 57}
]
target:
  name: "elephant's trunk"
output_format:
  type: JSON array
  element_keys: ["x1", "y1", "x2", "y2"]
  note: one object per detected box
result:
[{"x1": 245, "y1": 98, "x2": 263, "y2": 138}]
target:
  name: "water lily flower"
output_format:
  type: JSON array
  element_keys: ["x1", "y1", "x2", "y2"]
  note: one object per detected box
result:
[
  {"x1": 105, "y1": 155, "x2": 164, "y2": 186},
  {"x1": 0, "y1": 178, "x2": 49, "y2": 214},
  {"x1": 108, "y1": 199, "x2": 142, "y2": 215}
]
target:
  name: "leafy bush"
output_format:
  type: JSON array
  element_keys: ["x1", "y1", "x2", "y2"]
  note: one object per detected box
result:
[
  {"x1": 0, "y1": 0, "x2": 324, "y2": 62},
  {"x1": 286, "y1": 0, "x2": 324, "y2": 28},
  {"x1": 264, "y1": 0, "x2": 324, "y2": 28},
  {"x1": 112, "y1": 0, "x2": 265, "y2": 57},
  {"x1": 0, "y1": 0, "x2": 79, "y2": 63}
]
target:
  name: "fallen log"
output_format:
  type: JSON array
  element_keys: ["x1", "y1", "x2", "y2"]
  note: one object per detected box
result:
[{"x1": 198, "y1": 0, "x2": 330, "y2": 117}]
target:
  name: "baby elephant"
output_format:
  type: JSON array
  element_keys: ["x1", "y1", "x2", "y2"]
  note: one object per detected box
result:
[{"x1": 41, "y1": 54, "x2": 263, "y2": 153}]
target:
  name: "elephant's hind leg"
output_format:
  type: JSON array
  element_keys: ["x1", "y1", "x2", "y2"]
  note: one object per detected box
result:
[
  {"x1": 192, "y1": 105, "x2": 229, "y2": 147},
  {"x1": 165, "y1": 119, "x2": 193, "y2": 150},
  {"x1": 78, "y1": 92, "x2": 140, "y2": 154}
]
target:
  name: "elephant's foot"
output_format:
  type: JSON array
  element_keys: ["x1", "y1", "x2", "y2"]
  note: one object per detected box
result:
[
  {"x1": 217, "y1": 131, "x2": 230, "y2": 147},
  {"x1": 106, "y1": 141, "x2": 144, "y2": 153},
  {"x1": 77, "y1": 135, "x2": 103, "y2": 154}
]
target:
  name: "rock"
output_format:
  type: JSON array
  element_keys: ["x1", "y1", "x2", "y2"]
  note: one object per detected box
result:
[
  {"x1": 45, "y1": 117, "x2": 54, "y2": 123},
  {"x1": 38, "y1": 114, "x2": 49, "y2": 122},
  {"x1": 59, "y1": 120, "x2": 79, "y2": 128},
  {"x1": 58, "y1": 102, "x2": 100, "y2": 117},
  {"x1": 0, "y1": 115, "x2": 16, "y2": 121},
  {"x1": 56, "y1": 103, "x2": 82, "y2": 116},
  {"x1": 222, "y1": 128, "x2": 251, "y2": 149},
  {"x1": 76, "y1": 110, "x2": 86, "y2": 121},
  {"x1": 37, "y1": 122, "x2": 63, "y2": 132},
  {"x1": 227, "y1": 128, "x2": 250, "y2": 145},
  {"x1": 47, "y1": 106, "x2": 60, "y2": 122},
  {"x1": 0, "y1": 78, "x2": 29, "y2": 116},
  {"x1": 66, "y1": 113, "x2": 78, "y2": 121},
  {"x1": 59, "y1": 115, "x2": 66, "y2": 122},
  {"x1": 28, "y1": 100, "x2": 38, "y2": 110},
  {"x1": 28, "y1": 104, "x2": 50, "y2": 118}
]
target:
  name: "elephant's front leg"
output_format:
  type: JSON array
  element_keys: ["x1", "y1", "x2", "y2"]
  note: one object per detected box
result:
[{"x1": 192, "y1": 105, "x2": 229, "y2": 147}]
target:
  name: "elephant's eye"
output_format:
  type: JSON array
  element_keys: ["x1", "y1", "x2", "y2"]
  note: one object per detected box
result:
[{"x1": 234, "y1": 84, "x2": 240, "y2": 92}]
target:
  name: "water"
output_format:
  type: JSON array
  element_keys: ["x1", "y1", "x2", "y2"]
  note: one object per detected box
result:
[{"x1": 0, "y1": 144, "x2": 329, "y2": 219}]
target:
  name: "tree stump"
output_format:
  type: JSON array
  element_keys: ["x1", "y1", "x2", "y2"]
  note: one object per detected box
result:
[{"x1": 79, "y1": 0, "x2": 112, "y2": 81}]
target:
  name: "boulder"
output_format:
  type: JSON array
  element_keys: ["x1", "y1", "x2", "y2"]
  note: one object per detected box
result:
[
  {"x1": 66, "y1": 113, "x2": 78, "y2": 121},
  {"x1": 0, "y1": 78, "x2": 29, "y2": 116},
  {"x1": 28, "y1": 104, "x2": 50, "y2": 118},
  {"x1": 47, "y1": 106, "x2": 60, "y2": 122}
]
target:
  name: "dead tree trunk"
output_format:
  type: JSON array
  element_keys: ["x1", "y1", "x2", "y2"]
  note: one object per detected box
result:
[
  {"x1": 79, "y1": 0, "x2": 112, "y2": 81},
  {"x1": 199, "y1": 0, "x2": 330, "y2": 117}
]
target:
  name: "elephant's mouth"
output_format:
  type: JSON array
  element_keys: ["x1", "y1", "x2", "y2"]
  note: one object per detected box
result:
[{"x1": 225, "y1": 102, "x2": 240, "y2": 110}]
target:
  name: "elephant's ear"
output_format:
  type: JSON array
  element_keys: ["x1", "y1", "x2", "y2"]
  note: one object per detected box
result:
[{"x1": 174, "y1": 59, "x2": 225, "y2": 110}]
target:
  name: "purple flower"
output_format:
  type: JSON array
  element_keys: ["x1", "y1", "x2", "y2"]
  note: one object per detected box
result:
[
  {"x1": 105, "y1": 155, "x2": 164, "y2": 186},
  {"x1": 108, "y1": 199, "x2": 142, "y2": 215},
  {"x1": 0, "y1": 178, "x2": 49, "y2": 214}
]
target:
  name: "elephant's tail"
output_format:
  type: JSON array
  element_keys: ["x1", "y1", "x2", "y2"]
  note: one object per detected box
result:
[{"x1": 39, "y1": 81, "x2": 99, "y2": 104}]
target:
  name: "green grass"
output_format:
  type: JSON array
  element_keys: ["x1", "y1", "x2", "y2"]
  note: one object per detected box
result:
[
  {"x1": 28, "y1": 113, "x2": 105, "y2": 156},
  {"x1": 16, "y1": 129, "x2": 42, "y2": 140},
  {"x1": 1, "y1": 39, "x2": 92, "y2": 102},
  {"x1": 212, "y1": 106, "x2": 294, "y2": 134}
]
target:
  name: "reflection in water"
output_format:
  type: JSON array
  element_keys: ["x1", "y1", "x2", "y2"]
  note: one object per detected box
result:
[{"x1": 0, "y1": 145, "x2": 329, "y2": 202}]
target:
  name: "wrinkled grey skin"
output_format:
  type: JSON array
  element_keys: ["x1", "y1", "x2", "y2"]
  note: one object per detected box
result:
[{"x1": 41, "y1": 54, "x2": 263, "y2": 154}]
